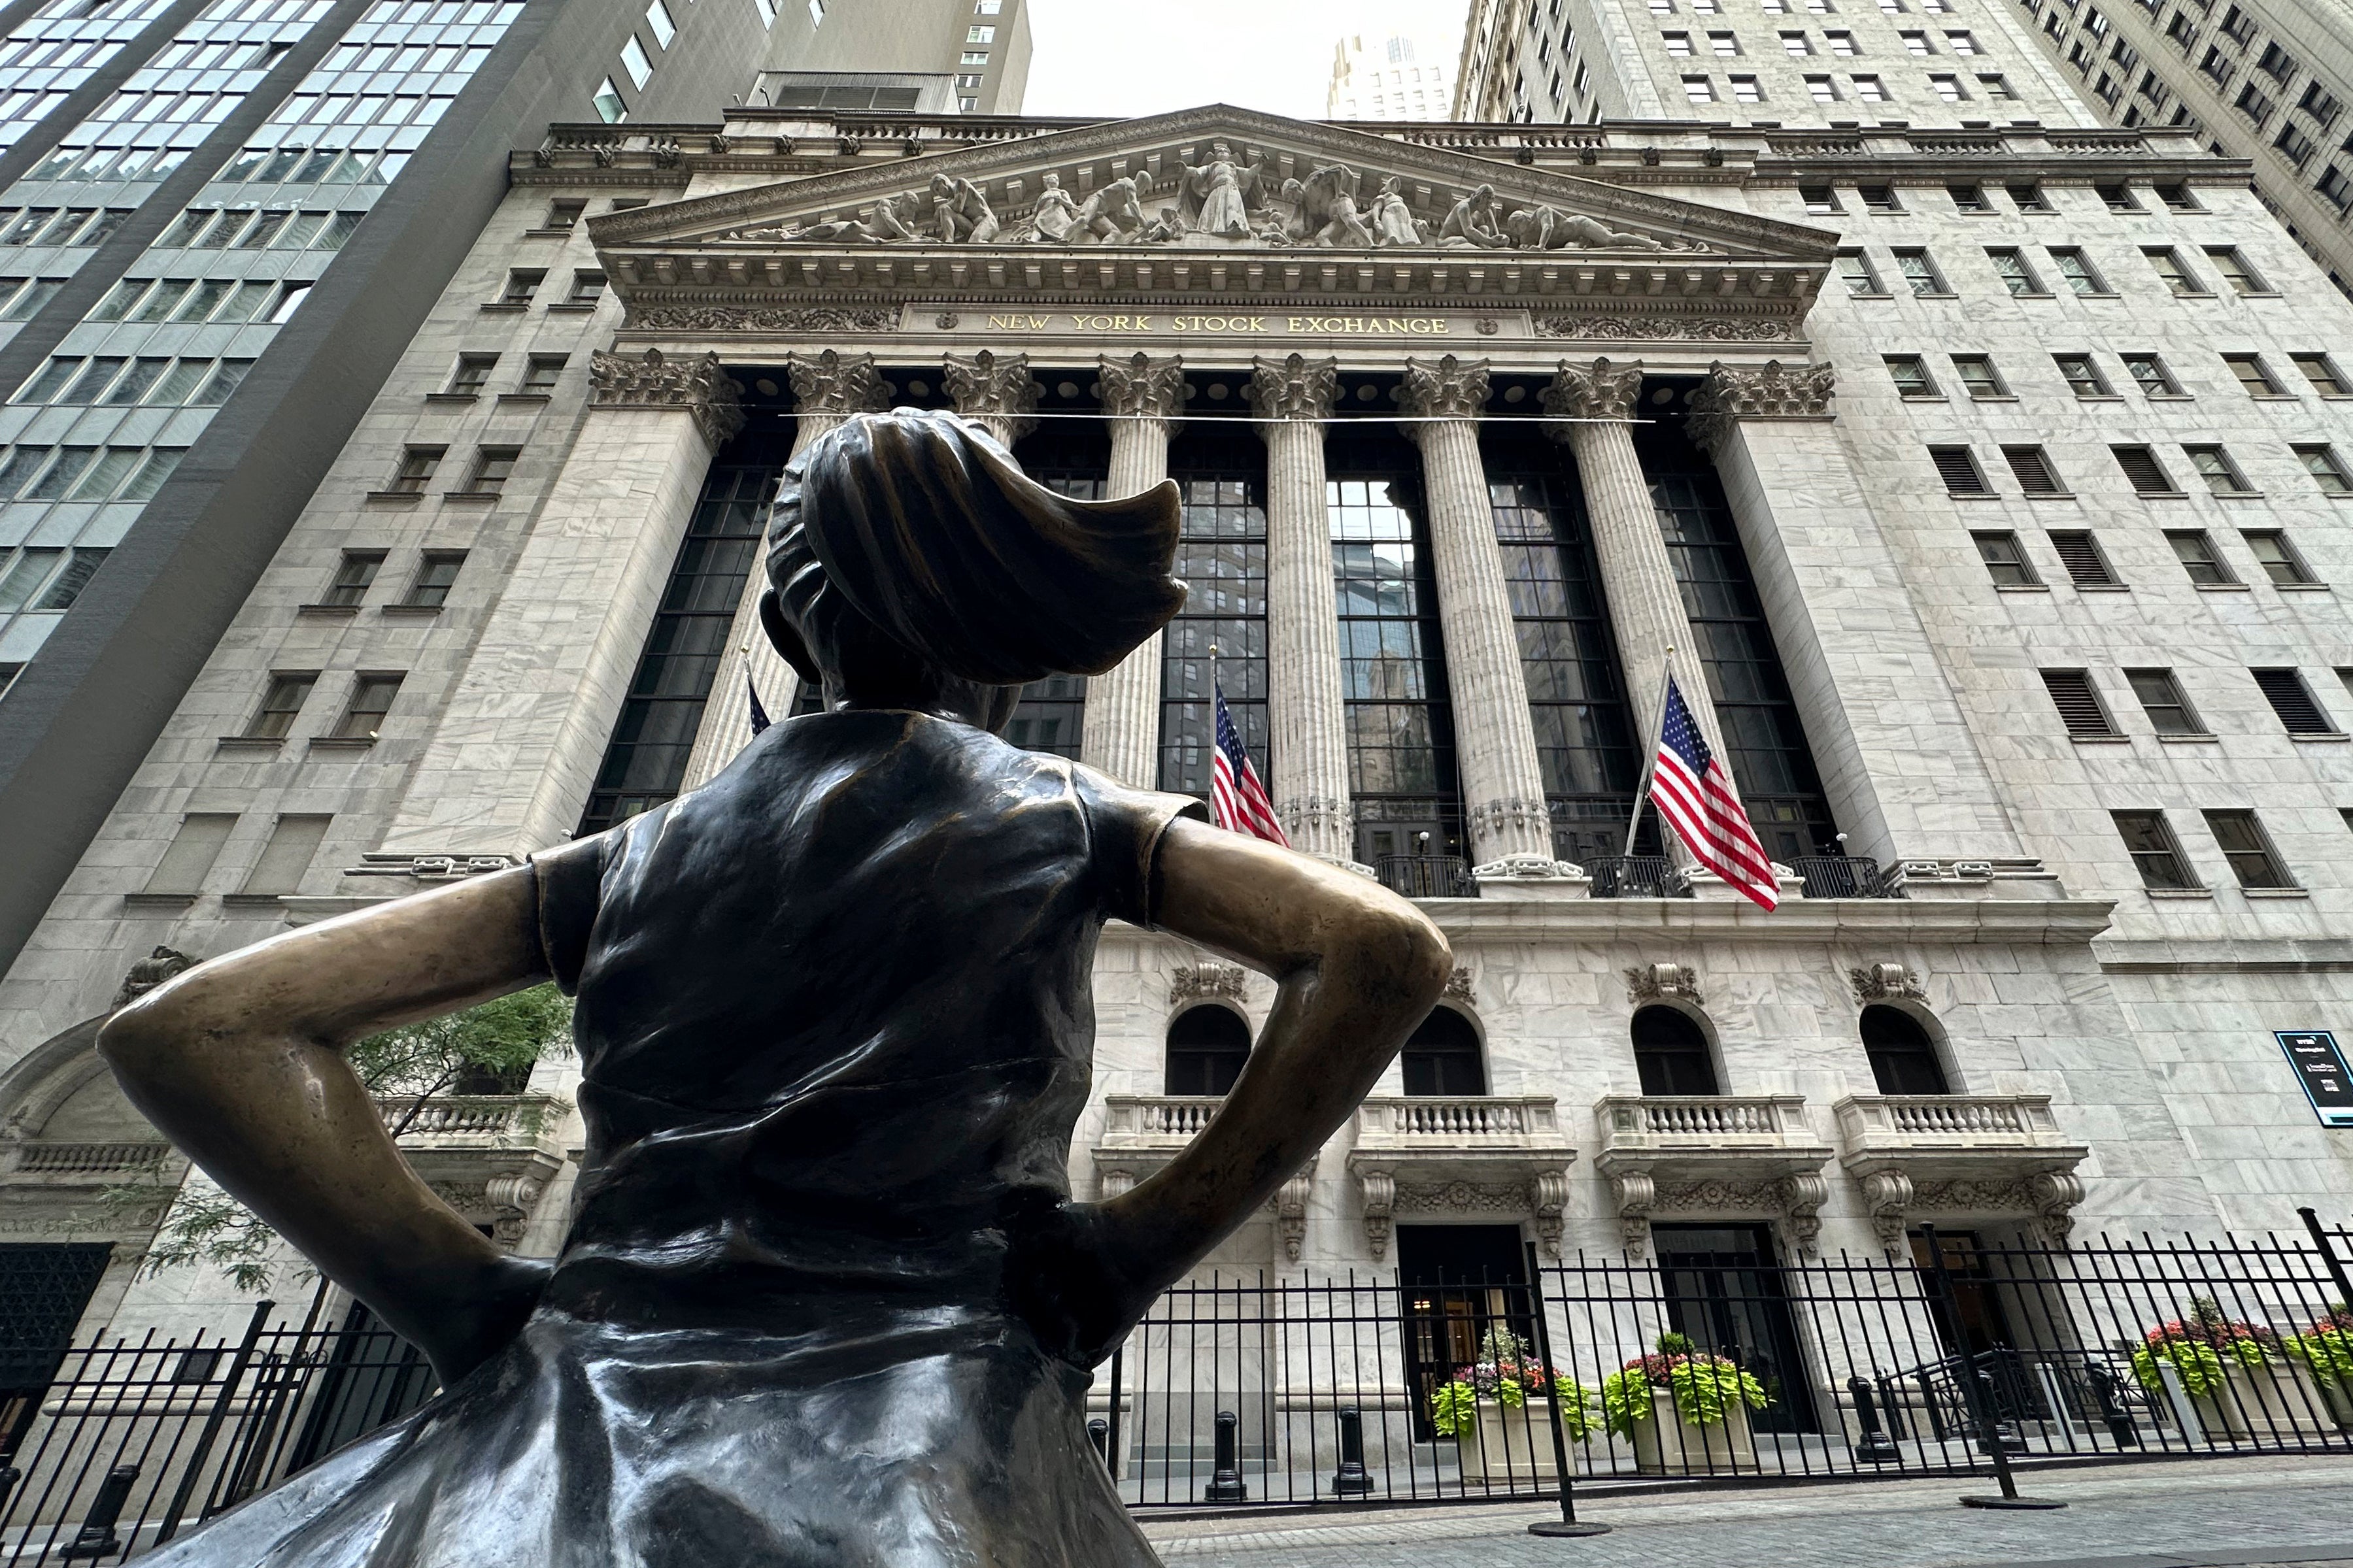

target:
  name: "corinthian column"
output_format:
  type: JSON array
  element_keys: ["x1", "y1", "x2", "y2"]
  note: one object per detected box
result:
[
  {"x1": 942, "y1": 349, "x2": 1040, "y2": 446},
  {"x1": 1247, "y1": 353, "x2": 1356, "y2": 867},
  {"x1": 1542, "y1": 358, "x2": 1739, "y2": 863},
  {"x1": 1400, "y1": 355, "x2": 1559, "y2": 873},
  {"x1": 1079, "y1": 352, "x2": 1186, "y2": 788},
  {"x1": 379, "y1": 350, "x2": 743, "y2": 858},
  {"x1": 679, "y1": 350, "x2": 889, "y2": 790}
]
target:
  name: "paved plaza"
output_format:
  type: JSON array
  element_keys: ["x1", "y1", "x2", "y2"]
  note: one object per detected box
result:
[{"x1": 1137, "y1": 1455, "x2": 2353, "y2": 1568}]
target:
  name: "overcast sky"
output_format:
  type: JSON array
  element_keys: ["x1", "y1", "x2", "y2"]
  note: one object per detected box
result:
[{"x1": 1022, "y1": 1, "x2": 1471, "y2": 120}]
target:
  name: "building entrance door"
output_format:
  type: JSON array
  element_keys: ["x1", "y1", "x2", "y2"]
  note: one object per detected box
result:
[
  {"x1": 1653, "y1": 1224, "x2": 1819, "y2": 1433},
  {"x1": 1397, "y1": 1224, "x2": 1527, "y2": 1441}
]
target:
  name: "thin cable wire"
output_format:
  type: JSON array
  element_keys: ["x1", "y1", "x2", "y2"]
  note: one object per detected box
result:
[{"x1": 748, "y1": 407, "x2": 1657, "y2": 425}]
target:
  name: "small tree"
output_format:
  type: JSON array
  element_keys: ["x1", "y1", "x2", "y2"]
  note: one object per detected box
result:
[{"x1": 94, "y1": 984, "x2": 573, "y2": 1295}]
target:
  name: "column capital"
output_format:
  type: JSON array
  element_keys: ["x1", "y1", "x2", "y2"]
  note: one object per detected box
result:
[
  {"x1": 588, "y1": 348, "x2": 744, "y2": 448},
  {"x1": 1098, "y1": 352, "x2": 1188, "y2": 421},
  {"x1": 785, "y1": 348, "x2": 891, "y2": 419},
  {"x1": 1685, "y1": 358, "x2": 1838, "y2": 459},
  {"x1": 942, "y1": 349, "x2": 1040, "y2": 441},
  {"x1": 1398, "y1": 354, "x2": 1492, "y2": 424},
  {"x1": 1247, "y1": 352, "x2": 1340, "y2": 424},
  {"x1": 1540, "y1": 356, "x2": 1644, "y2": 433}
]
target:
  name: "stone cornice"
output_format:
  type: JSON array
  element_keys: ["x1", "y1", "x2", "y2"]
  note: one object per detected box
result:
[
  {"x1": 1419, "y1": 897, "x2": 2119, "y2": 947},
  {"x1": 586, "y1": 348, "x2": 745, "y2": 447}
]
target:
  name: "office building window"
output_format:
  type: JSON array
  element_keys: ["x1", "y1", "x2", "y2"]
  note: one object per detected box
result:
[
  {"x1": 2054, "y1": 353, "x2": 2109, "y2": 395},
  {"x1": 496, "y1": 270, "x2": 542, "y2": 307},
  {"x1": 462, "y1": 447, "x2": 519, "y2": 496},
  {"x1": 1893, "y1": 248, "x2": 1946, "y2": 293},
  {"x1": 567, "y1": 270, "x2": 607, "y2": 305},
  {"x1": 386, "y1": 446, "x2": 443, "y2": 494},
  {"x1": 320, "y1": 551, "x2": 383, "y2": 607},
  {"x1": 2205, "y1": 246, "x2": 2267, "y2": 293},
  {"x1": 1835, "y1": 249, "x2": 1883, "y2": 293},
  {"x1": 142, "y1": 813, "x2": 238, "y2": 897},
  {"x1": 331, "y1": 674, "x2": 404, "y2": 741},
  {"x1": 2290, "y1": 354, "x2": 2346, "y2": 395},
  {"x1": 2113, "y1": 810, "x2": 2199, "y2": 890},
  {"x1": 2122, "y1": 352, "x2": 2182, "y2": 394},
  {"x1": 645, "y1": 0, "x2": 675, "y2": 47},
  {"x1": 240, "y1": 815, "x2": 331, "y2": 897},
  {"x1": 2223, "y1": 352, "x2": 2285, "y2": 394},
  {"x1": 2049, "y1": 247, "x2": 2105, "y2": 293},
  {"x1": 2112, "y1": 445, "x2": 2177, "y2": 494},
  {"x1": 2041, "y1": 669, "x2": 2118, "y2": 737},
  {"x1": 2184, "y1": 445, "x2": 2252, "y2": 495},
  {"x1": 1931, "y1": 446, "x2": 1991, "y2": 494},
  {"x1": 2293, "y1": 444, "x2": 2352, "y2": 493},
  {"x1": 2007, "y1": 181, "x2": 2052, "y2": 210},
  {"x1": 1950, "y1": 354, "x2": 2005, "y2": 397},
  {"x1": 1986, "y1": 247, "x2": 2041, "y2": 294},
  {"x1": 520, "y1": 354, "x2": 565, "y2": 394},
  {"x1": 2003, "y1": 446, "x2": 2063, "y2": 494},
  {"x1": 1885, "y1": 354, "x2": 1938, "y2": 395},
  {"x1": 2048, "y1": 531, "x2": 2122, "y2": 587},
  {"x1": 2145, "y1": 247, "x2": 2204, "y2": 294},
  {"x1": 2252, "y1": 667, "x2": 2337, "y2": 733},
  {"x1": 619, "y1": 35, "x2": 652, "y2": 88},
  {"x1": 402, "y1": 552, "x2": 467, "y2": 609},
  {"x1": 592, "y1": 77, "x2": 625, "y2": 122},
  {"x1": 245, "y1": 673, "x2": 317, "y2": 740},
  {"x1": 2125, "y1": 669, "x2": 2205, "y2": 735},
  {"x1": 445, "y1": 354, "x2": 494, "y2": 396},
  {"x1": 1853, "y1": 73, "x2": 1889, "y2": 98},
  {"x1": 1972, "y1": 531, "x2": 2037, "y2": 585},
  {"x1": 2166, "y1": 530, "x2": 2235, "y2": 584},
  {"x1": 2241, "y1": 530, "x2": 2315, "y2": 584},
  {"x1": 2203, "y1": 810, "x2": 2295, "y2": 888}
]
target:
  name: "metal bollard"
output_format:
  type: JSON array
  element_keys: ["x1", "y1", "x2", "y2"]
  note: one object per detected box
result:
[
  {"x1": 2087, "y1": 1365, "x2": 2141, "y2": 1448},
  {"x1": 1330, "y1": 1405, "x2": 1374, "y2": 1496},
  {"x1": 1973, "y1": 1373, "x2": 2028, "y2": 1456},
  {"x1": 1849, "y1": 1376, "x2": 1903, "y2": 1463},
  {"x1": 1087, "y1": 1418, "x2": 1111, "y2": 1469},
  {"x1": 1203, "y1": 1409, "x2": 1248, "y2": 1503},
  {"x1": 61, "y1": 1462, "x2": 140, "y2": 1560}
]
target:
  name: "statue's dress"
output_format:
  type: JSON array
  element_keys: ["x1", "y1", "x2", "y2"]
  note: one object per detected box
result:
[{"x1": 144, "y1": 710, "x2": 1204, "y2": 1568}]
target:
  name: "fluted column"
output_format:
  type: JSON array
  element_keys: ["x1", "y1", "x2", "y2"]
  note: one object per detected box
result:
[
  {"x1": 943, "y1": 349, "x2": 1040, "y2": 446},
  {"x1": 1079, "y1": 352, "x2": 1186, "y2": 788},
  {"x1": 1543, "y1": 358, "x2": 1739, "y2": 866},
  {"x1": 1400, "y1": 355, "x2": 1559, "y2": 871},
  {"x1": 680, "y1": 351, "x2": 889, "y2": 790},
  {"x1": 1247, "y1": 353, "x2": 1356, "y2": 866}
]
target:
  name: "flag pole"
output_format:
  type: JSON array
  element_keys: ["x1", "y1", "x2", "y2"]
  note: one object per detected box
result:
[{"x1": 1621, "y1": 646, "x2": 1676, "y2": 859}]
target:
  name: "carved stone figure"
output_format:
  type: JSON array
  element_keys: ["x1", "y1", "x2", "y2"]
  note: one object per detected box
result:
[
  {"x1": 930, "y1": 173, "x2": 1000, "y2": 243},
  {"x1": 1075, "y1": 175, "x2": 1149, "y2": 242},
  {"x1": 1368, "y1": 176, "x2": 1424, "y2": 246},
  {"x1": 1438, "y1": 184, "x2": 1512, "y2": 248},
  {"x1": 1030, "y1": 171, "x2": 1079, "y2": 242},
  {"x1": 1179, "y1": 139, "x2": 1267, "y2": 240},
  {"x1": 99, "y1": 410, "x2": 1452, "y2": 1567},
  {"x1": 1285, "y1": 163, "x2": 1376, "y2": 248},
  {"x1": 1141, "y1": 205, "x2": 1188, "y2": 243},
  {"x1": 113, "y1": 946, "x2": 194, "y2": 1009}
]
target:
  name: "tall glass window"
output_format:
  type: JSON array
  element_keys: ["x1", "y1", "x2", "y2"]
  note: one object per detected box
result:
[
  {"x1": 577, "y1": 446, "x2": 784, "y2": 835},
  {"x1": 1640, "y1": 424, "x2": 1835, "y2": 862},
  {"x1": 1003, "y1": 416, "x2": 1104, "y2": 760},
  {"x1": 1328, "y1": 431, "x2": 1461, "y2": 865},
  {"x1": 1483, "y1": 430, "x2": 1644, "y2": 863},
  {"x1": 1158, "y1": 424, "x2": 1267, "y2": 799}
]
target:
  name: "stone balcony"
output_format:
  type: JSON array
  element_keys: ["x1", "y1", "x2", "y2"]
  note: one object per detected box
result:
[
  {"x1": 1833, "y1": 1093, "x2": 2091, "y2": 1247},
  {"x1": 1345, "y1": 1095, "x2": 1578, "y2": 1259},
  {"x1": 380, "y1": 1094, "x2": 568, "y2": 1248},
  {"x1": 1591, "y1": 1095, "x2": 1837, "y2": 1257},
  {"x1": 1093, "y1": 1095, "x2": 1325, "y2": 1261}
]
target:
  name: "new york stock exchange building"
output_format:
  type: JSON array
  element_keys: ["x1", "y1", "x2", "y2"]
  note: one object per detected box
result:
[{"x1": 7, "y1": 95, "x2": 2353, "y2": 1441}]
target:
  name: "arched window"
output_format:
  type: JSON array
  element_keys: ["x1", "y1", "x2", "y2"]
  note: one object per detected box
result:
[
  {"x1": 1165, "y1": 1006, "x2": 1250, "y2": 1096},
  {"x1": 1402, "y1": 1007, "x2": 1485, "y2": 1096},
  {"x1": 1861, "y1": 1005, "x2": 1950, "y2": 1095},
  {"x1": 1631, "y1": 1005, "x2": 1719, "y2": 1095}
]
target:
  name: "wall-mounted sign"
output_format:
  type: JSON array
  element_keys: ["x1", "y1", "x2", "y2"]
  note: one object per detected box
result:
[{"x1": 2277, "y1": 1031, "x2": 2353, "y2": 1127}]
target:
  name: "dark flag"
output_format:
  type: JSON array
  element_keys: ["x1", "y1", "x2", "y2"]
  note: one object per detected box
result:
[{"x1": 748, "y1": 673, "x2": 772, "y2": 737}]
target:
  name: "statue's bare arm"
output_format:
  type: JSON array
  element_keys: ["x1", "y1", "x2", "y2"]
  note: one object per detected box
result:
[
  {"x1": 1022, "y1": 818, "x2": 1449, "y2": 1359},
  {"x1": 97, "y1": 868, "x2": 555, "y2": 1382}
]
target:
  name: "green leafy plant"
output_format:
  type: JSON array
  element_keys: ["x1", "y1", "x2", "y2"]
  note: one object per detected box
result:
[
  {"x1": 1601, "y1": 1331, "x2": 1772, "y2": 1437},
  {"x1": 91, "y1": 984, "x2": 573, "y2": 1294},
  {"x1": 1429, "y1": 1326, "x2": 1600, "y2": 1442},
  {"x1": 2132, "y1": 1297, "x2": 2285, "y2": 1396},
  {"x1": 2287, "y1": 1306, "x2": 2353, "y2": 1388}
]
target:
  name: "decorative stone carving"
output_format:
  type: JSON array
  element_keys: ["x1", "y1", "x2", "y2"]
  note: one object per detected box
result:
[
  {"x1": 1246, "y1": 353, "x2": 1341, "y2": 422},
  {"x1": 1398, "y1": 354, "x2": 1491, "y2": 420},
  {"x1": 1368, "y1": 176, "x2": 1426, "y2": 246},
  {"x1": 1395, "y1": 1178, "x2": 1532, "y2": 1214},
  {"x1": 929, "y1": 173, "x2": 1000, "y2": 242},
  {"x1": 1179, "y1": 140, "x2": 1270, "y2": 239},
  {"x1": 1861, "y1": 1168, "x2": 1915, "y2": 1248},
  {"x1": 1504, "y1": 204, "x2": 1689, "y2": 252},
  {"x1": 1610, "y1": 1170, "x2": 1655, "y2": 1254},
  {"x1": 941, "y1": 350, "x2": 1040, "y2": 440},
  {"x1": 2027, "y1": 1170, "x2": 2087, "y2": 1243},
  {"x1": 629, "y1": 305, "x2": 900, "y2": 335},
  {"x1": 1168, "y1": 961, "x2": 1248, "y2": 1007},
  {"x1": 1442, "y1": 966, "x2": 1475, "y2": 1005},
  {"x1": 1850, "y1": 962, "x2": 1927, "y2": 1004},
  {"x1": 1276, "y1": 1171, "x2": 1313, "y2": 1262},
  {"x1": 1472, "y1": 854, "x2": 1586, "y2": 882},
  {"x1": 1624, "y1": 963, "x2": 1701, "y2": 1006},
  {"x1": 1097, "y1": 352, "x2": 1187, "y2": 420},
  {"x1": 1438, "y1": 184, "x2": 1512, "y2": 249},
  {"x1": 1359, "y1": 1167, "x2": 1397, "y2": 1260},
  {"x1": 587, "y1": 348, "x2": 746, "y2": 448},
  {"x1": 651, "y1": 140, "x2": 681, "y2": 169},
  {"x1": 1075, "y1": 176, "x2": 1150, "y2": 242},
  {"x1": 785, "y1": 349, "x2": 891, "y2": 418},
  {"x1": 1540, "y1": 356, "x2": 1644, "y2": 425},
  {"x1": 113, "y1": 946, "x2": 194, "y2": 1009},
  {"x1": 1282, "y1": 163, "x2": 1376, "y2": 247},
  {"x1": 1616, "y1": 1173, "x2": 1829, "y2": 1258},
  {"x1": 1274, "y1": 796, "x2": 1353, "y2": 850},
  {"x1": 1029, "y1": 171, "x2": 1080, "y2": 242},
  {"x1": 1685, "y1": 359, "x2": 1838, "y2": 459},
  {"x1": 1533, "y1": 314, "x2": 1793, "y2": 342},
  {"x1": 1903, "y1": 1173, "x2": 2088, "y2": 1246},
  {"x1": 1531, "y1": 1167, "x2": 1569, "y2": 1258},
  {"x1": 347, "y1": 853, "x2": 520, "y2": 881}
]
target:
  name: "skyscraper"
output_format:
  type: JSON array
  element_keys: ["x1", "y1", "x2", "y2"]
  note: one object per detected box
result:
[{"x1": 1329, "y1": 30, "x2": 1457, "y2": 121}]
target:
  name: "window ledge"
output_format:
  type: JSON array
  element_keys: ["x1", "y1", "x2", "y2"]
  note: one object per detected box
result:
[
  {"x1": 364, "y1": 489, "x2": 425, "y2": 503},
  {"x1": 2317, "y1": 393, "x2": 2353, "y2": 401},
  {"x1": 424, "y1": 392, "x2": 479, "y2": 405},
  {"x1": 2074, "y1": 583, "x2": 2133, "y2": 592},
  {"x1": 2022, "y1": 490, "x2": 2078, "y2": 499},
  {"x1": 2073, "y1": 394, "x2": 2125, "y2": 403},
  {"x1": 1946, "y1": 492, "x2": 2005, "y2": 500},
  {"x1": 2131, "y1": 489, "x2": 2186, "y2": 499},
  {"x1": 441, "y1": 491, "x2": 499, "y2": 503},
  {"x1": 2274, "y1": 581, "x2": 2331, "y2": 592},
  {"x1": 2194, "y1": 582, "x2": 2250, "y2": 591},
  {"x1": 479, "y1": 301, "x2": 529, "y2": 313},
  {"x1": 214, "y1": 735, "x2": 283, "y2": 752},
  {"x1": 2166, "y1": 290, "x2": 2218, "y2": 300},
  {"x1": 1969, "y1": 393, "x2": 2022, "y2": 403},
  {"x1": 381, "y1": 604, "x2": 443, "y2": 617},
  {"x1": 2233, "y1": 291, "x2": 2284, "y2": 299},
  {"x1": 121, "y1": 893, "x2": 198, "y2": 910},
  {"x1": 544, "y1": 301, "x2": 600, "y2": 313},
  {"x1": 522, "y1": 227, "x2": 579, "y2": 239},
  {"x1": 220, "y1": 893, "x2": 289, "y2": 909},
  {"x1": 2144, "y1": 392, "x2": 2195, "y2": 401},
  {"x1": 1900, "y1": 393, "x2": 1948, "y2": 402},
  {"x1": 2006, "y1": 291, "x2": 2057, "y2": 300},
  {"x1": 2068, "y1": 292, "x2": 2121, "y2": 300},
  {"x1": 1993, "y1": 583, "x2": 2052, "y2": 592},
  {"x1": 1910, "y1": 290, "x2": 1960, "y2": 299},
  {"x1": 2243, "y1": 887, "x2": 2311, "y2": 898},
  {"x1": 307, "y1": 736, "x2": 377, "y2": 752},
  {"x1": 2069, "y1": 733, "x2": 2131, "y2": 743},
  {"x1": 2154, "y1": 732, "x2": 2218, "y2": 743},
  {"x1": 495, "y1": 392, "x2": 552, "y2": 406},
  {"x1": 2146, "y1": 888, "x2": 2214, "y2": 899},
  {"x1": 2207, "y1": 490, "x2": 2265, "y2": 499},
  {"x1": 2250, "y1": 393, "x2": 2301, "y2": 401},
  {"x1": 294, "y1": 603, "x2": 360, "y2": 616},
  {"x1": 2289, "y1": 731, "x2": 2351, "y2": 742}
]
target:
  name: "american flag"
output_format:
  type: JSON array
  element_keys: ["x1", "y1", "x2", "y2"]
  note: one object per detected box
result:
[
  {"x1": 1210, "y1": 682, "x2": 1289, "y2": 846},
  {"x1": 747, "y1": 672, "x2": 772, "y2": 737},
  {"x1": 1650, "y1": 675, "x2": 1778, "y2": 910}
]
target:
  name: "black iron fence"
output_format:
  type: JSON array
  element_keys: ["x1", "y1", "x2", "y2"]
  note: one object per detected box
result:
[{"x1": 10, "y1": 1220, "x2": 2353, "y2": 1558}]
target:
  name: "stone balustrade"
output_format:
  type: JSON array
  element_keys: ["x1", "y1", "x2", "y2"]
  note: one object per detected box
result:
[
  {"x1": 1835, "y1": 1093, "x2": 2062, "y2": 1151},
  {"x1": 1591, "y1": 1094, "x2": 1836, "y2": 1259},
  {"x1": 2, "y1": 1141, "x2": 172, "y2": 1176},
  {"x1": 1833, "y1": 1093, "x2": 2091, "y2": 1247},
  {"x1": 376, "y1": 1095, "x2": 564, "y2": 1145},
  {"x1": 1595, "y1": 1093, "x2": 1814, "y2": 1149},
  {"x1": 1354, "y1": 1095, "x2": 1563, "y2": 1145},
  {"x1": 1346, "y1": 1095, "x2": 1576, "y2": 1261}
]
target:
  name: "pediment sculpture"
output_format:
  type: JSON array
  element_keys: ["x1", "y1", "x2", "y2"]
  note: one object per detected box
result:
[{"x1": 723, "y1": 140, "x2": 1708, "y2": 255}]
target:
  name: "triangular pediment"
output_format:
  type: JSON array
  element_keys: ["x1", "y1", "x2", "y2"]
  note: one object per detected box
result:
[{"x1": 589, "y1": 104, "x2": 1831, "y2": 267}]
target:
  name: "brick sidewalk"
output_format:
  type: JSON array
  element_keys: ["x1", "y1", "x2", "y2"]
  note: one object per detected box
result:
[{"x1": 1136, "y1": 1455, "x2": 2353, "y2": 1567}]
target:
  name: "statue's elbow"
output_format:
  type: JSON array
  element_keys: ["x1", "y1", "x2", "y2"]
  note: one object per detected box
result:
[{"x1": 1345, "y1": 897, "x2": 1451, "y2": 1015}]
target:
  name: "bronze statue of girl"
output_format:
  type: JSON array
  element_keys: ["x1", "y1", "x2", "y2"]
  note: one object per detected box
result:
[{"x1": 100, "y1": 409, "x2": 1449, "y2": 1567}]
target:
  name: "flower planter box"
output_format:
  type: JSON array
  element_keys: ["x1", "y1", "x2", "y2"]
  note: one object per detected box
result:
[
  {"x1": 2189, "y1": 1359, "x2": 2332, "y2": 1439},
  {"x1": 1457, "y1": 1398, "x2": 1561, "y2": 1483},
  {"x1": 2311, "y1": 1374, "x2": 2353, "y2": 1431},
  {"x1": 1627, "y1": 1386, "x2": 1759, "y2": 1475}
]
